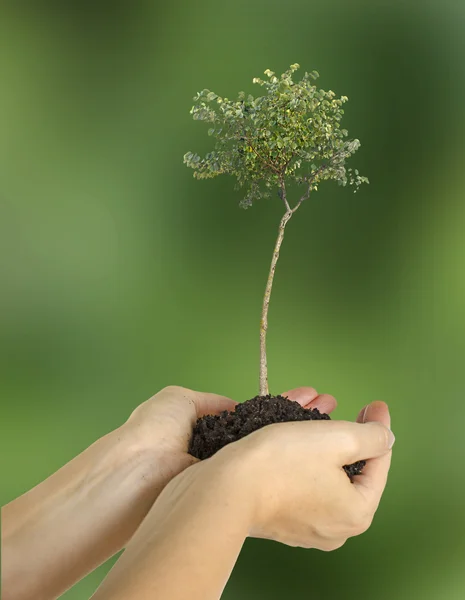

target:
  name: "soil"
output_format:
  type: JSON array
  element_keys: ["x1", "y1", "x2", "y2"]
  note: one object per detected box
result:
[{"x1": 189, "y1": 394, "x2": 366, "y2": 479}]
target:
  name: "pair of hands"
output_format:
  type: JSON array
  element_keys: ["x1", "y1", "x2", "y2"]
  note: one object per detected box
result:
[
  {"x1": 2, "y1": 384, "x2": 393, "y2": 600},
  {"x1": 124, "y1": 385, "x2": 394, "y2": 551}
]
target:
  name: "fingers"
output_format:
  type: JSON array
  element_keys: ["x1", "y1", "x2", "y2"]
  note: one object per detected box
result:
[
  {"x1": 356, "y1": 401, "x2": 391, "y2": 428},
  {"x1": 193, "y1": 391, "x2": 237, "y2": 418},
  {"x1": 353, "y1": 401, "x2": 393, "y2": 503},
  {"x1": 308, "y1": 393, "x2": 337, "y2": 415},
  {"x1": 282, "y1": 387, "x2": 319, "y2": 406},
  {"x1": 281, "y1": 387, "x2": 337, "y2": 415},
  {"x1": 354, "y1": 451, "x2": 392, "y2": 506},
  {"x1": 327, "y1": 420, "x2": 394, "y2": 464}
]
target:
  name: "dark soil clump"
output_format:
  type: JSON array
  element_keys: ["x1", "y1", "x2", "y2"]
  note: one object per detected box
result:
[{"x1": 189, "y1": 394, "x2": 365, "y2": 479}]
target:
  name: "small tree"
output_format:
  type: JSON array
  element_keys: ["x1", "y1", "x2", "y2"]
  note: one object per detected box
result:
[{"x1": 184, "y1": 63, "x2": 368, "y2": 396}]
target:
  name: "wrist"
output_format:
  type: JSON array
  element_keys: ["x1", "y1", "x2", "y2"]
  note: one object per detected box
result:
[
  {"x1": 105, "y1": 425, "x2": 167, "y2": 496},
  {"x1": 204, "y1": 439, "x2": 266, "y2": 535},
  {"x1": 91, "y1": 440, "x2": 253, "y2": 600},
  {"x1": 211, "y1": 430, "x2": 280, "y2": 536},
  {"x1": 158, "y1": 446, "x2": 255, "y2": 536}
]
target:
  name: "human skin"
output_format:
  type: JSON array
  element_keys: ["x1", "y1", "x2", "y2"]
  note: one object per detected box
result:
[
  {"x1": 1, "y1": 385, "x2": 337, "y2": 600},
  {"x1": 91, "y1": 399, "x2": 394, "y2": 600}
]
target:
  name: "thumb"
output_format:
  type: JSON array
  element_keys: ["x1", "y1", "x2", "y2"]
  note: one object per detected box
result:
[
  {"x1": 353, "y1": 401, "x2": 394, "y2": 500},
  {"x1": 193, "y1": 392, "x2": 237, "y2": 418},
  {"x1": 331, "y1": 420, "x2": 395, "y2": 464}
]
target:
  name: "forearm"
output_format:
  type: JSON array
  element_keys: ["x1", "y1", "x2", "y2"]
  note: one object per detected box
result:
[
  {"x1": 1, "y1": 426, "x2": 163, "y2": 600},
  {"x1": 92, "y1": 456, "x2": 251, "y2": 600}
]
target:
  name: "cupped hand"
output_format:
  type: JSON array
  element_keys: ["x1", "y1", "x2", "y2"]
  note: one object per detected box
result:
[
  {"x1": 122, "y1": 386, "x2": 236, "y2": 484},
  {"x1": 211, "y1": 399, "x2": 394, "y2": 551},
  {"x1": 121, "y1": 385, "x2": 336, "y2": 496}
]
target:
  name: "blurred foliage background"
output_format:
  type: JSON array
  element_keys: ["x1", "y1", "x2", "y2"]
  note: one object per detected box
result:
[{"x1": 1, "y1": 1, "x2": 464, "y2": 598}]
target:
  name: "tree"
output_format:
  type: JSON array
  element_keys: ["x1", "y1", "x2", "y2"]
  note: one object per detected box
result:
[{"x1": 184, "y1": 63, "x2": 369, "y2": 396}]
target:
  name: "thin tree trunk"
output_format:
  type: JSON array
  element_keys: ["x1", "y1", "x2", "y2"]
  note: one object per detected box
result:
[{"x1": 259, "y1": 209, "x2": 293, "y2": 396}]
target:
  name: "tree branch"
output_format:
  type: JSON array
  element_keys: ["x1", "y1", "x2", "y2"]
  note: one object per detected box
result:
[
  {"x1": 291, "y1": 163, "x2": 324, "y2": 213},
  {"x1": 291, "y1": 180, "x2": 313, "y2": 214},
  {"x1": 244, "y1": 133, "x2": 280, "y2": 174},
  {"x1": 291, "y1": 147, "x2": 347, "y2": 213},
  {"x1": 279, "y1": 177, "x2": 291, "y2": 212},
  {"x1": 282, "y1": 155, "x2": 295, "y2": 172}
]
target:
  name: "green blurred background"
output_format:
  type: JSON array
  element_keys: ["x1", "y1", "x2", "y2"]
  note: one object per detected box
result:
[{"x1": 1, "y1": 1, "x2": 464, "y2": 598}]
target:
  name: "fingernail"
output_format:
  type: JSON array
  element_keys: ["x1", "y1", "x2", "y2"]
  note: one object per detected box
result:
[
  {"x1": 361, "y1": 405, "x2": 369, "y2": 423},
  {"x1": 388, "y1": 430, "x2": 396, "y2": 449}
]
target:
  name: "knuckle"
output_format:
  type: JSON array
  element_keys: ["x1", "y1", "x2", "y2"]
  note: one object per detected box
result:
[
  {"x1": 370, "y1": 421, "x2": 390, "y2": 448},
  {"x1": 350, "y1": 510, "x2": 374, "y2": 536},
  {"x1": 342, "y1": 428, "x2": 361, "y2": 456},
  {"x1": 358, "y1": 513, "x2": 374, "y2": 535},
  {"x1": 160, "y1": 385, "x2": 186, "y2": 395},
  {"x1": 320, "y1": 538, "x2": 347, "y2": 552}
]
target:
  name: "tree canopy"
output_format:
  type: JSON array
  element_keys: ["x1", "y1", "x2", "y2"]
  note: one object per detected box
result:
[{"x1": 184, "y1": 63, "x2": 368, "y2": 209}]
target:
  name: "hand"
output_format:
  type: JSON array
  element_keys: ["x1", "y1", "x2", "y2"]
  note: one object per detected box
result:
[
  {"x1": 90, "y1": 391, "x2": 388, "y2": 600},
  {"x1": 121, "y1": 386, "x2": 236, "y2": 490},
  {"x1": 209, "y1": 400, "x2": 394, "y2": 550},
  {"x1": 2, "y1": 384, "x2": 337, "y2": 600},
  {"x1": 121, "y1": 385, "x2": 336, "y2": 496}
]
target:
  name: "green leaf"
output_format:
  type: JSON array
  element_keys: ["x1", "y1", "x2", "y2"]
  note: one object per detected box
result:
[{"x1": 185, "y1": 63, "x2": 368, "y2": 207}]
